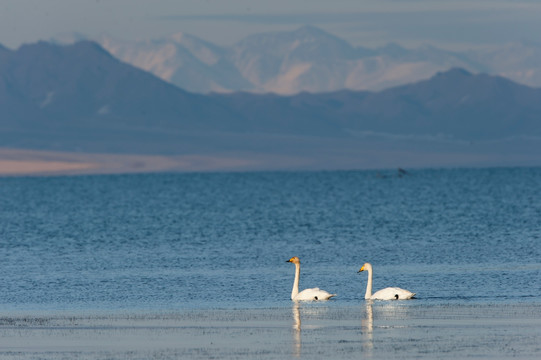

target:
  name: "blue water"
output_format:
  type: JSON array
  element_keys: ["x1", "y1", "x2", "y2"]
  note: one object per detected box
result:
[{"x1": 1, "y1": 167, "x2": 540, "y2": 311}]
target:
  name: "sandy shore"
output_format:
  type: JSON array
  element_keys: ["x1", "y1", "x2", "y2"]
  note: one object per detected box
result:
[
  {"x1": 0, "y1": 302, "x2": 540, "y2": 359},
  {"x1": 0, "y1": 148, "x2": 263, "y2": 176}
]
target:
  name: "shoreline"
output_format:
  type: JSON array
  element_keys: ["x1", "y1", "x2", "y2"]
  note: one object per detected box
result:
[
  {"x1": 0, "y1": 148, "x2": 257, "y2": 176},
  {"x1": 3, "y1": 147, "x2": 541, "y2": 177}
]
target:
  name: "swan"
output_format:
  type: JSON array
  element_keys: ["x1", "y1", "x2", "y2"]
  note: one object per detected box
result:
[
  {"x1": 287, "y1": 256, "x2": 336, "y2": 301},
  {"x1": 358, "y1": 262, "x2": 415, "y2": 300}
]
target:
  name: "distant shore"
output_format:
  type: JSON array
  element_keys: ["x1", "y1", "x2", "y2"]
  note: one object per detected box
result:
[
  {"x1": 0, "y1": 159, "x2": 96, "y2": 175},
  {"x1": 2, "y1": 147, "x2": 541, "y2": 177},
  {"x1": 0, "y1": 148, "x2": 266, "y2": 176},
  {"x1": 0, "y1": 147, "x2": 409, "y2": 176}
]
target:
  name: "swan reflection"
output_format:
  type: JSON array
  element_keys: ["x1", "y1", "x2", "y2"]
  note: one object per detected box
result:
[
  {"x1": 362, "y1": 301, "x2": 374, "y2": 355},
  {"x1": 291, "y1": 303, "x2": 330, "y2": 357},
  {"x1": 292, "y1": 302, "x2": 301, "y2": 357}
]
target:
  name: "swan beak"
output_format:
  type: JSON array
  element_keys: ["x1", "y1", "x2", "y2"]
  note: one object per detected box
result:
[
  {"x1": 358, "y1": 265, "x2": 365, "y2": 272},
  {"x1": 286, "y1": 259, "x2": 291, "y2": 263}
]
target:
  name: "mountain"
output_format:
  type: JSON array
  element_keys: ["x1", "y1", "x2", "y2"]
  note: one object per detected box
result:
[
  {"x1": 0, "y1": 40, "x2": 249, "y2": 153},
  {"x1": 98, "y1": 33, "x2": 252, "y2": 93},
  {"x1": 1, "y1": 40, "x2": 540, "y2": 171},
  {"x1": 226, "y1": 25, "x2": 365, "y2": 94},
  {"x1": 466, "y1": 42, "x2": 541, "y2": 88},
  {"x1": 217, "y1": 68, "x2": 541, "y2": 141},
  {"x1": 336, "y1": 68, "x2": 541, "y2": 140},
  {"x1": 52, "y1": 26, "x2": 541, "y2": 95},
  {"x1": 101, "y1": 26, "x2": 480, "y2": 94}
]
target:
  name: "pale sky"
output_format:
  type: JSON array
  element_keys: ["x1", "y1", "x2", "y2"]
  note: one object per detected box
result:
[{"x1": 1, "y1": 0, "x2": 541, "y2": 50}]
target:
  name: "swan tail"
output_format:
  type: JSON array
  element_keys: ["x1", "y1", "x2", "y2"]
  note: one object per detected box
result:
[
  {"x1": 398, "y1": 292, "x2": 416, "y2": 300},
  {"x1": 315, "y1": 293, "x2": 336, "y2": 301}
]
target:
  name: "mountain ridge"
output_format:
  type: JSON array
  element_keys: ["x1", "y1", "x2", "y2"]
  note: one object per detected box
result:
[
  {"x1": 44, "y1": 26, "x2": 541, "y2": 95},
  {"x1": 1, "y1": 40, "x2": 540, "y2": 172}
]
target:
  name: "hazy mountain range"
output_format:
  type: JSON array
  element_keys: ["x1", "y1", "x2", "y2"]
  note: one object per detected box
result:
[
  {"x1": 1, "y1": 39, "x2": 540, "y2": 172},
  {"x1": 54, "y1": 26, "x2": 541, "y2": 95}
]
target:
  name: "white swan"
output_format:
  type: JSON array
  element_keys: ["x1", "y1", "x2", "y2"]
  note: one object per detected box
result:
[
  {"x1": 287, "y1": 256, "x2": 336, "y2": 301},
  {"x1": 358, "y1": 262, "x2": 415, "y2": 300}
]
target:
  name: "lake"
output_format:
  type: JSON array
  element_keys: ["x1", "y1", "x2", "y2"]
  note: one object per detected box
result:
[{"x1": 0, "y1": 167, "x2": 540, "y2": 358}]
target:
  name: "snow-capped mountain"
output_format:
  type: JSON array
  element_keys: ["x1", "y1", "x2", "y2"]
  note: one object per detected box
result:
[{"x1": 50, "y1": 26, "x2": 541, "y2": 95}]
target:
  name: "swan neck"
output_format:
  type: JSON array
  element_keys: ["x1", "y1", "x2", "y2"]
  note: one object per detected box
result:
[
  {"x1": 364, "y1": 265, "x2": 373, "y2": 300},
  {"x1": 291, "y1": 263, "x2": 300, "y2": 300}
]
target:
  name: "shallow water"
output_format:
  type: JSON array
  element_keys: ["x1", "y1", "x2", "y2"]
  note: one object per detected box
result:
[
  {"x1": 0, "y1": 167, "x2": 540, "y2": 358},
  {"x1": 0, "y1": 303, "x2": 540, "y2": 359}
]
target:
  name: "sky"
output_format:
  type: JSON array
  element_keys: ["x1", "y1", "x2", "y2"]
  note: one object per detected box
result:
[{"x1": 1, "y1": 0, "x2": 541, "y2": 50}]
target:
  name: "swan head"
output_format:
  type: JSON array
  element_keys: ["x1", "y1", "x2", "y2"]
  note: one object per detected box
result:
[
  {"x1": 358, "y1": 262, "x2": 372, "y2": 272},
  {"x1": 287, "y1": 256, "x2": 301, "y2": 265}
]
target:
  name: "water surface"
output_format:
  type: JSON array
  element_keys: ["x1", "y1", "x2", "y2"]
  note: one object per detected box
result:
[{"x1": 1, "y1": 167, "x2": 540, "y2": 358}]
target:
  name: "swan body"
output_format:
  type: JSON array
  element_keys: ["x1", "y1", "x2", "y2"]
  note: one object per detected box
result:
[
  {"x1": 358, "y1": 263, "x2": 415, "y2": 300},
  {"x1": 287, "y1": 256, "x2": 336, "y2": 301}
]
